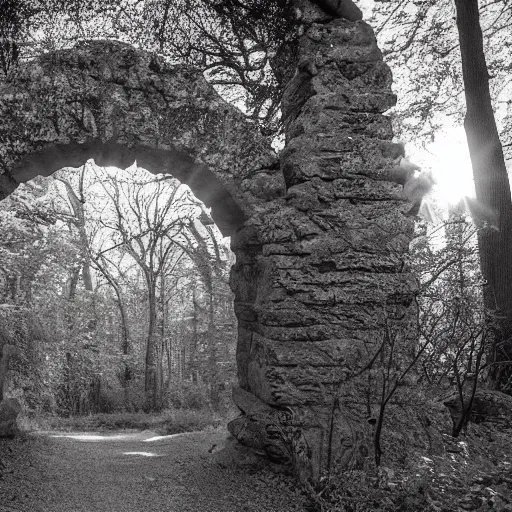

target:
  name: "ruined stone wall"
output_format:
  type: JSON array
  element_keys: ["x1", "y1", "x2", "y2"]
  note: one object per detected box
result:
[
  {"x1": 0, "y1": 9, "x2": 418, "y2": 481},
  {"x1": 228, "y1": 3, "x2": 417, "y2": 481},
  {"x1": 0, "y1": 41, "x2": 281, "y2": 235}
]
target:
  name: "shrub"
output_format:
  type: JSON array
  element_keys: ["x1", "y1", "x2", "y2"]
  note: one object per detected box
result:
[
  {"x1": 305, "y1": 469, "x2": 433, "y2": 512},
  {"x1": 26, "y1": 407, "x2": 223, "y2": 434},
  {"x1": 165, "y1": 381, "x2": 211, "y2": 410},
  {"x1": 97, "y1": 380, "x2": 146, "y2": 413}
]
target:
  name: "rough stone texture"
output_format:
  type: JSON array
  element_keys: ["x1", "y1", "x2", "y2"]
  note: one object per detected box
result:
[
  {"x1": 0, "y1": 398, "x2": 21, "y2": 437},
  {"x1": 444, "y1": 388, "x2": 512, "y2": 432},
  {"x1": 228, "y1": 7, "x2": 416, "y2": 482},
  {"x1": 0, "y1": 40, "x2": 281, "y2": 235},
  {"x1": 0, "y1": 4, "x2": 416, "y2": 483}
]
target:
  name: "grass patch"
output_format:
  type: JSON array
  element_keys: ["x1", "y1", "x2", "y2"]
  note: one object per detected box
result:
[{"x1": 20, "y1": 408, "x2": 224, "y2": 435}]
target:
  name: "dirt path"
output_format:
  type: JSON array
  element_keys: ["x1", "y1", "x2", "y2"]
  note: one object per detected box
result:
[{"x1": 0, "y1": 430, "x2": 307, "y2": 512}]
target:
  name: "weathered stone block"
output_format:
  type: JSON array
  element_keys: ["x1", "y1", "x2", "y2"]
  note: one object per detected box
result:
[
  {"x1": 312, "y1": 0, "x2": 363, "y2": 21},
  {"x1": 288, "y1": 108, "x2": 394, "y2": 140},
  {"x1": 444, "y1": 388, "x2": 512, "y2": 432},
  {"x1": 302, "y1": 20, "x2": 381, "y2": 63},
  {"x1": 311, "y1": 61, "x2": 394, "y2": 96},
  {"x1": 280, "y1": 132, "x2": 403, "y2": 185}
]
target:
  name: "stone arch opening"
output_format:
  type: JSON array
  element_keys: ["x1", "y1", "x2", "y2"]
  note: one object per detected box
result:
[
  {"x1": 11, "y1": 141, "x2": 245, "y2": 236},
  {"x1": 0, "y1": 40, "x2": 282, "y2": 236},
  {"x1": 0, "y1": 37, "x2": 279, "y2": 428},
  {"x1": 0, "y1": 10, "x2": 418, "y2": 482},
  {"x1": 1, "y1": 159, "x2": 238, "y2": 418}
]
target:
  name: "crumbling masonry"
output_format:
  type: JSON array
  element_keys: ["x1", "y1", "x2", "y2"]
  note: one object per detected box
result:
[{"x1": 0, "y1": 1, "x2": 416, "y2": 480}]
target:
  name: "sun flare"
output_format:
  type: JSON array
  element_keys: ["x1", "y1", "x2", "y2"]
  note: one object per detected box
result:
[{"x1": 411, "y1": 126, "x2": 475, "y2": 207}]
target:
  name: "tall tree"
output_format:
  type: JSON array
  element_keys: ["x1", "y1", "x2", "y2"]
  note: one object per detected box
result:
[
  {"x1": 55, "y1": 167, "x2": 93, "y2": 293},
  {"x1": 91, "y1": 252, "x2": 132, "y2": 383},
  {"x1": 97, "y1": 171, "x2": 195, "y2": 410},
  {"x1": 454, "y1": 0, "x2": 512, "y2": 390}
]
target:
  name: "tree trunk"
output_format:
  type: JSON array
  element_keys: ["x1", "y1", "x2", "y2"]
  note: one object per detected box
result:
[
  {"x1": 145, "y1": 281, "x2": 161, "y2": 411},
  {"x1": 158, "y1": 272, "x2": 166, "y2": 396},
  {"x1": 109, "y1": 283, "x2": 130, "y2": 381},
  {"x1": 207, "y1": 289, "x2": 219, "y2": 408},
  {"x1": 63, "y1": 351, "x2": 73, "y2": 414},
  {"x1": 191, "y1": 287, "x2": 199, "y2": 384},
  {"x1": 92, "y1": 257, "x2": 131, "y2": 382},
  {"x1": 64, "y1": 266, "x2": 81, "y2": 332},
  {"x1": 0, "y1": 344, "x2": 14, "y2": 401},
  {"x1": 165, "y1": 336, "x2": 172, "y2": 389},
  {"x1": 19, "y1": 274, "x2": 33, "y2": 303},
  {"x1": 57, "y1": 177, "x2": 93, "y2": 292},
  {"x1": 455, "y1": 0, "x2": 512, "y2": 391},
  {"x1": 5, "y1": 275, "x2": 17, "y2": 302},
  {"x1": 119, "y1": 298, "x2": 131, "y2": 383}
]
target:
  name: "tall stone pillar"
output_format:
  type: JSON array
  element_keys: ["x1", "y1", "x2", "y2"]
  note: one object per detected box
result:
[{"x1": 229, "y1": 1, "x2": 417, "y2": 481}]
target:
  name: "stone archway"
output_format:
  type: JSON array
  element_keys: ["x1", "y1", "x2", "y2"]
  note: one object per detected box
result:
[
  {"x1": 0, "y1": 39, "x2": 282, "y2": 235},
  {"x1": 0, "y1": 4, "x2": 417, "y2": 482}
]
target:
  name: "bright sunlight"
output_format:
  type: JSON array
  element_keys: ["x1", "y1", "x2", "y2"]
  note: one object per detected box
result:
[{"x1": 411, "y1": 125, "x2": 475, "y2": 207}]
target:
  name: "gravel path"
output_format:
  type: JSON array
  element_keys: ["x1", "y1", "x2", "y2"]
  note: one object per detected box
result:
[{"x1": 0, "y1": 430, "x2": 308, "y2": 512}]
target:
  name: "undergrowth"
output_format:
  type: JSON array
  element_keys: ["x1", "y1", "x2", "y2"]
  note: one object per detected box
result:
[
  {"x1": 303, "y1": 422, "x2": 512, "y2": 512},
  {"x1": 18, "y1": 408, "x2": 224, "y2": 435}
]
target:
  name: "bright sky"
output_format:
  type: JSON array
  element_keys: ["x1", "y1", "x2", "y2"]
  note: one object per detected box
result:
[
  {"x1": 358, "y1": 0, "x2": 375, "y2": 17},
  {"x1": 410, "y1": 125, "x2": 476, "y2": 207}
]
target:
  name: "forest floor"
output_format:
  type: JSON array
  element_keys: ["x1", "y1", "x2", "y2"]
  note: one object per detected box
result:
[
  {"x1": 3, "y1": 421, "x2": 512, "y2": 511},
  {"x1": 0, "y1": 429, "x2": 307, "y2": 512}
]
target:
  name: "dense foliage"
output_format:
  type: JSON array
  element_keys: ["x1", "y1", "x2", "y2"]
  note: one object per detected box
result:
[
  {"x1": 371, "y1": 0, "x2": 512, "y2": 154},
  {"x1": 0, "y1": 165, "x2": 237, "y2": 416}
]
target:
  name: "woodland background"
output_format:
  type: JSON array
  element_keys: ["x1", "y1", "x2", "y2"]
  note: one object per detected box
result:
[
  {"x1": 0, "y1": 0, "x2": 509, "y2": 429},
  {"x1": 1, "y1": 1, "x2": 512, "y2": 509},
  {"x1": 0, "y1": 162, "x2": 237, "y2": 420}
]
